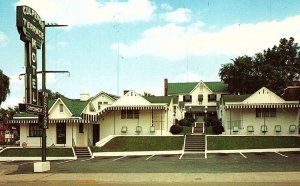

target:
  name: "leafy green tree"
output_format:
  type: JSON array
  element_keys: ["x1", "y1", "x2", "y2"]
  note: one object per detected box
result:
[
  {"x1": 219, "y1": 37, "x2": 300, "y2": 95},
  {"x1": 44, "y1": 89, "x2": 63, "y2": 100},
  {"x1": 0, "y1": 69, "x2": 10, "y2": 105}
]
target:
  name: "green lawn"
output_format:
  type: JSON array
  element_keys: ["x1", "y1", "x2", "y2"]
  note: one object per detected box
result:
[
  {"x1": 208, "y1": 136, "x2": 300, "y2": 150},
  {"x1": 0, "y1": 148, "x2": 74, "y2": 157},
  {"x1": 92, "y1": 136, "x2": 184, "y2": 152}
]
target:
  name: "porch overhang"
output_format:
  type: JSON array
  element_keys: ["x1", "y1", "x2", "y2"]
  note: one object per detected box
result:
[
  {"x1": 225, "y1": 103, "x2": 300, "y2": 109},
  {"x1": 7, "y1": 118, "x2": 89, "y2": 124},
  {"x1": 98, "y1": 105, "x2": 168, "y2": 116}
]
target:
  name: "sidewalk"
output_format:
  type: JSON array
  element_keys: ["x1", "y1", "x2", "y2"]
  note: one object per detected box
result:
[{"x1": 1, "y1": 172, "x2": 300, "y2": 185}]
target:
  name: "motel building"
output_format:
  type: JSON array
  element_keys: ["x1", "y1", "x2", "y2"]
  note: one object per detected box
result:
[
  {"x1": 219, "y1": 87, "x2": 300, "y2": 135},
  {"x1": 7, "y1": 81, "x2": 300, "y2": 149},
  {"x1": 8, "y1": 90, "x2": 175, "y2": 147},
  {"x1": 164, "y1": 79, "x2": 229, "y2": 122}
]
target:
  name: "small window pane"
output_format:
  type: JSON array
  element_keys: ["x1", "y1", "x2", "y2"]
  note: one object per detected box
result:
[
  {"x1": 121, "y1": 110, "x2": 126, "y2": 119},
  {"x1": 134, "y1": 110, "x2": 139, "y2": 119},
  {"x1": 127, "y1": 110, "x2": 134, "y2": 119}
]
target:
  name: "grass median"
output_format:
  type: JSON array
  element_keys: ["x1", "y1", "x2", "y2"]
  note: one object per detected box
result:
[
  {"x1": 92, "y1": 136, "x2": 184, "y2": 152},
  {"x1": 0, "y1": 147, "x2": 74, "y2": 157},
  {"x1": 207, "y1": 136, "x2": 300, "y2": 150}
]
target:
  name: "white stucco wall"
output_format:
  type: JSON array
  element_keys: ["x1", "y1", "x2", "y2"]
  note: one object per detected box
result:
[
  {"x1": 19, "y1": 122, "x2": 92, "y2": 147},
  {"x1": 223, "y1": 108, "x2": 299, "y2": 136},
  {"x1": 99, "y1": 109, "x2": 170, "y2": 140}
]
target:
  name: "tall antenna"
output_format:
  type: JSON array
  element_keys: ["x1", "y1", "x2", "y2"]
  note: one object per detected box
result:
[{"x1": 186, "y1": 47, "x2": 189, "y2": 81}]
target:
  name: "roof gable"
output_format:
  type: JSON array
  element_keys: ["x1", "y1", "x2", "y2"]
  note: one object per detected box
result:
[
  {"x1": 243, "y1": 87, "x2": 285, "y2": 104},
  {"x1": 90, "y1": 91, "x2": 118, "y2": 101},
  {"x1": 168, "y1": 81, "x2": 228, "y2": 94},
  {"x1": 112, "y1": 91, "x2": 151, "y2": 106},
  {"x1": 190, "y1": 81, "x2": 213, "y2": 94},
  {"x1": 143, "y1": 96, "x2": 172, "y2": 105}
]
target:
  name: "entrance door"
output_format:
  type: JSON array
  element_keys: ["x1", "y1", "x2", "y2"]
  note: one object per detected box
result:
[
  {"x1": 57, "y1": 123, "x2": 66, "y2": 144},
  {"x1": 93, "y1": 124, "x2": 100, "y2": 146}
]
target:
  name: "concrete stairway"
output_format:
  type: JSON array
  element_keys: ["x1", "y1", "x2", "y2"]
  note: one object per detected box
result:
[
  {"x1": 193, "y1": 122, "x2": 204, "y2": 134},
  {"x1": 184, "y1": 135, "x2": 205, "y2": 152},
  {"x1": 74, "y1": 147, "x2": 91, "y2": 158}
]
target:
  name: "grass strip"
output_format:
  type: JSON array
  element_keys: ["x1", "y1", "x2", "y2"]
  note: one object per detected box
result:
[
  {"x1": 207, "y1": 136, "x2": 300, "y2": 150},
  {"x1": 0, "y1": 148, "x2": 74, "y2": 157},
  {"x1": 92, "y1": 136, "x2": 184, "y2": 152}
]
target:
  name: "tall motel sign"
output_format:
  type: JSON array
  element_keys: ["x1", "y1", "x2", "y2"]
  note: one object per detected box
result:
[{"x1": 16, "y1": 5, "x2": 49, "y2": 163}]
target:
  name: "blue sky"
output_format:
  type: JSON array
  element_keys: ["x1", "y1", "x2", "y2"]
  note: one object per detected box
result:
[{"x1": 1, "y1": 0, "x2": 300, "y2": 108}]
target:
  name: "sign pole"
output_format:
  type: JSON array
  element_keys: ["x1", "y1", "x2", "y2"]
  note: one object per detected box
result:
[{"x1": 41, "y1": 21, "x2": 47, "y2": 162}]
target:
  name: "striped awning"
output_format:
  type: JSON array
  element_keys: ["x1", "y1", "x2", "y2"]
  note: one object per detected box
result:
[
  {"x1": 225, "y1": 103, "x2": 300, "y2": 109},
  {"x1": 98, "y1": 105, "x2": 167, "y2": 116},
  {"x1": 81, "y1": 113, "x2": 98, "y2": 122},
  {"x1": 7, "y1": 118, "x2": 89, "y2": 124}
]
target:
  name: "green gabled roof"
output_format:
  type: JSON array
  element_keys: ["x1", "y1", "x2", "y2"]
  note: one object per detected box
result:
[
  {"x1": 205, "y1": 82, "x2": 228, "y2": 93},
  {"x1": 222, "y1": 95, "x2": 251, "y2": 103},
  {"x1": 168, "y1": 81, "x2": 228, "y2": 95},
  {"x1": 59, "y1": 96, "x2": 89, "y2": 117},
  {"x1": 143, "y1": 96, "x2": 172, "y2": 105},
  {"x1": 168, "y1": 82, "x2": 198, "y2": 95},
  {"x1": 14, "y1": 112, "x2": 37, "y2": 117}
]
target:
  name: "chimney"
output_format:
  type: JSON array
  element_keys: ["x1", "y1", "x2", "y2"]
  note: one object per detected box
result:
[
  {"x1": 124, "y1": 90, "x2": 129, "y2": 95},
  {"x1": 164, "y1": 78, "x2": 168, "y2": 96},
  {"x1": 80, "y1": 93, "x2": 90, "y2": 101}
]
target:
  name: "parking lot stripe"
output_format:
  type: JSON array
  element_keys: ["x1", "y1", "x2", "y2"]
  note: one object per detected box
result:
[
  {"x1": 0, "y1": 170, "x2": 5, "y2": 175},
  {"x1": 80, "y1": 158, "x2": 94, "y2": 162},
  {"x1": 240, "y1": 152, "x2": 247, "y2": 158},
  {"x1": 275, "y1": 152, "x2": 288, "y2": 158},
  {"x1": 146, "y1": 154, "x2": 155, "y2": 160},
  {"x1": 56, "y1": 159, "x2": 76, "y2": 165},
  {"x1": 179, "y1": 153, "x2": 184, "y2": 159},
  {"x1": 113, "y1": 155, "x2": 127, "y2": 161}
]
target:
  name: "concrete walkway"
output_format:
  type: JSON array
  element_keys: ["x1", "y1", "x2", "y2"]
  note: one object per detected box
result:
[{"x1": 1, "y1": 172, "x2": 300, "y2": 185}]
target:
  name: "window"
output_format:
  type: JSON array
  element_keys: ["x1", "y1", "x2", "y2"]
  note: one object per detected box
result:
[
  {"x1": 121, "y1": 110, "x2": 139, "y2": 119},
  {"x1": 59, "y1": 104, "x2": 63, "y2": 112},
  {"x1": 208, "y1": 94, "x2": 216, "y2": 102},
  {"x1": 198, "y1": 94, "x2": 203, "y2": 102},
  {"x1": 103, "y1": 102, "x2": 108, "y2": 104},
  {"x1": 256, "y1": 108, "x2": 276, "y2": 118},
  {"x1": 29, "y1": 124, "x2": 42, "y2": 137},
  {"x1": 79, "y1": 123, "x2": 84, "y2": 133},
  {"x1": 98, "y1": 102, "x2": 102, "y2": 110},
  {"x1": 183, "y1": 95, "x2": 192, "y2": 102}
]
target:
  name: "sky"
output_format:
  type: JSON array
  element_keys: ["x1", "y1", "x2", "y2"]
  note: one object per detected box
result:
[{"x1": 1, "y1": 0, "x2": 300, "y2": 108}]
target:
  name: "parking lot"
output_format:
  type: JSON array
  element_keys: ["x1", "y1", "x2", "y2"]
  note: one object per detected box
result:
[{"x1": 1, "y1": 151, "x2": 300, "y2": 174}]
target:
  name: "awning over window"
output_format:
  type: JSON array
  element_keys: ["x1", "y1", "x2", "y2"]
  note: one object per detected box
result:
[
  {"x1": 7, "y1": 118, "x2": 89, "y2": 124},
  {"x1": 225, "y1": 103, "x2": 300, "y2": 109},
  {"x1": 99, "y1": 105, "x2": 167, "y2": 114},
  {"x1": 184, "y1": 106, "x2": 217, "y2": 112}
]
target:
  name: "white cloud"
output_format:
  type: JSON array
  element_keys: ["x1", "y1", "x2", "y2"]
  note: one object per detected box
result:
[
  {"x1": 0, "y1": 32, "x2": 8, "y2": 47},
  {"x1": 111, "y1": 15, "x2": 300, "y2": 61},
  {"x1": 16, "y1": 0, "x2": 156, "y2": 26},
  {"x1": 9, "y1": 73, "x2": 24, "y2": 91},
  {"x1": 161, "y1": 3, "x2": 173, "y2": 11},
  {"x1": 162, "y1": 8, "x2": 191, "y2": 23}
]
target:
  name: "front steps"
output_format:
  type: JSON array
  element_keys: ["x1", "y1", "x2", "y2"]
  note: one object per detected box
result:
[
  {"x1": 184, "y1": 135, "x2": 205, "y2": 152},
  {"x1": 193, "y1": 122, "x2": 204, "y2": 134},
  {"x1": 74, "y1": 147, "x2": 91, "y2": 158},
  {"x1": 181, "y1": 134, "x2": 206, "y2": 159}
]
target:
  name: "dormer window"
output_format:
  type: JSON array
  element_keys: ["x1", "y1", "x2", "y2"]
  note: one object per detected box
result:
[{"x1": 183, "y1": 95, "x2": 192, "y2": 102}]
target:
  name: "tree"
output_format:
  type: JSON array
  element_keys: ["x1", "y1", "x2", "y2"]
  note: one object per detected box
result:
[
  {"x1": 219, "y1": 37, "x2": 300, "y2": 95},
  {"x1": 0, "y1": 69, "x2": 10, "y2": 105},
  {"x1": 44, "y1": 89, "x2": 63, "y2": 100}
]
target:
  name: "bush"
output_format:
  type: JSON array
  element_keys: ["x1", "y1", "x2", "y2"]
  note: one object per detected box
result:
[
  {"x1": 178, "y1": 119, "x2": 192, "y2": 127},
  {"x1": 212, "y1": 124, "x2": 224, "y2": 134},
  {"x1": 170, "y1": 124, "x2": 183, "y2": 134}
]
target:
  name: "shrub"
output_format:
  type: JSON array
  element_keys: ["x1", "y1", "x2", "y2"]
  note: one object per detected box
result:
[
  {"x1": 178, "y1": 119, "x2": 192, "y2": 127},
  {"x1": 212, "y1": 124, "x2": 224, "y2": 134},
  {"x1": 170, "y1": 124, "x2": 183, "y2": 134}
]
